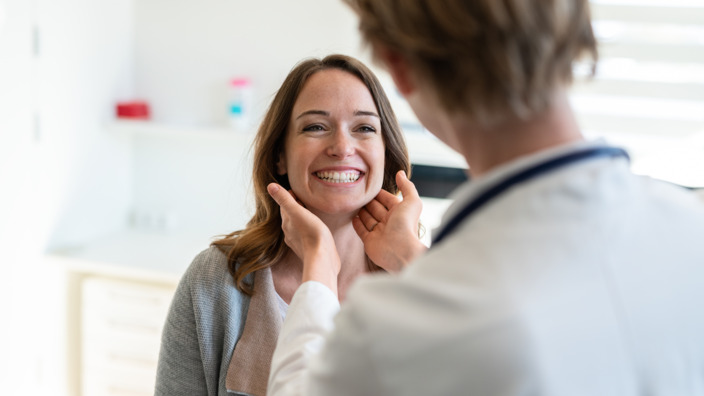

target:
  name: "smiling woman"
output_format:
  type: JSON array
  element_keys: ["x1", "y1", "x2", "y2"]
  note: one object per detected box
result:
[
  {"x1": 154, "y1": 54, "x2": 410, "y2": 396},
  {"x1": 278, "y1": 68, "x2": 386, "y2": 218}
]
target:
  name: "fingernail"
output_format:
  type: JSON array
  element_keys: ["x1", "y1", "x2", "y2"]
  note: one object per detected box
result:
[{"x1": 268, "y1": 183, "x2": 279, "y2": 194}]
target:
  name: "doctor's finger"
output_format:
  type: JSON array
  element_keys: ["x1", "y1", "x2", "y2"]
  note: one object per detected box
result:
[
  {"x1": 357, "y1": 207, "x2": 379, "y2": 230},
  {"x1": 365, "y1": 199, "x2": 389, "y2": 221},
  {"x1": 352, "y1": 216, "x2": 369, "y2": 240},
  {"x1": 268, "y1": 183, "x2": 296, "y2": 209},
  {"x1": 375, "y1": 188, "x2": 401, "y2": 210},
  {"x1": 396, "y1": 170, "x2": 420, "y2": 201}
]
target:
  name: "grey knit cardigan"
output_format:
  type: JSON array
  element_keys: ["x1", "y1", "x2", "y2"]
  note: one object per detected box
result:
[{"x1": 155, "y1": 246, "x2": 283, "y2": 396}]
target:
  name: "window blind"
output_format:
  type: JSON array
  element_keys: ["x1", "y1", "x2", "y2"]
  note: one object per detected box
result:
[{"x1": 573, "y1": 0, "x2": 704, "y2": 187}]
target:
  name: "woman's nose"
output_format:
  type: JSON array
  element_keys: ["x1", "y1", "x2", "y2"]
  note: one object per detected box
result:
[{"x1": 326, "y1": 131, "x2": 355, "y2": 159}]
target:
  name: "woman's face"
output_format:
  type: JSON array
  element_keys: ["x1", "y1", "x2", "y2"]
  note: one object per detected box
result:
[{"x1": 277, "y1": 69, "x2": 385, "y2": 218}]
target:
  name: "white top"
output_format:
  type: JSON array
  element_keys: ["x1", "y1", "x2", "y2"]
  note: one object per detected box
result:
[
  {"x1": 268, "y1": 141, "x2": 704, "y2": 396},
  {"x1": 275, "y1": 292, "x2": 289, "y2": 320}
]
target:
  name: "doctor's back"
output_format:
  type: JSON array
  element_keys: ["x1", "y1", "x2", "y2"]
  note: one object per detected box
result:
[{"x1": 330, "y1": 159, "x2": 704, "y2": 396}]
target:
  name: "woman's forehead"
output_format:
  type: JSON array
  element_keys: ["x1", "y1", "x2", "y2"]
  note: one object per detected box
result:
[{"x1": 292, "y1": 69, "x2": 377, "y2": 117}]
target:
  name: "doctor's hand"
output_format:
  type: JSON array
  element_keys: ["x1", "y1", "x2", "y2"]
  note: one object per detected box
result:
[
  {"x1": 353, "y1": 171, "x2": 427, "y2": 273},
  {"x1": 267, "y1": 183, "x2": 341, "y2": 296}
]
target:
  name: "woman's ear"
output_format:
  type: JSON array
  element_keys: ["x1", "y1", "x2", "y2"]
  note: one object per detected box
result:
[
  {"x1": 376, "y1": 46, "x2": 415, "y2": 97},
  {"x1": 276, "y1": 154, "x2": 287, "y2": 175},
  {"x1": 275, "y1": 155, "x2": 291, "y2": 190}
]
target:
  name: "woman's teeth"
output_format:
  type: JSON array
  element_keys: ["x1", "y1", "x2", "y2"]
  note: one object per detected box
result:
[{"x1": 315, "y1": 171, "x2": 361, "y2": 183}]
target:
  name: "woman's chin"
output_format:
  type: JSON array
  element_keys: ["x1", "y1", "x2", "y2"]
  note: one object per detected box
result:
[{"x1": 308, "y1": 203, "x2": 364, "y2": 220}]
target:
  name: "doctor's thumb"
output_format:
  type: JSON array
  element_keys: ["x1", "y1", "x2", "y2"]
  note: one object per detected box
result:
[
  {"x1": 396, "y1": 170, "x2": 420, "y2": 200},
  {"x1": 267, "y1": 183, "x2": 289, "y2": 207}
]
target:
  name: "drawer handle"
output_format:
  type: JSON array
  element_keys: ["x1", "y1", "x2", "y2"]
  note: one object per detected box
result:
[{"x1": 106, "y1": 292, "x2": 169, "y2": 306}]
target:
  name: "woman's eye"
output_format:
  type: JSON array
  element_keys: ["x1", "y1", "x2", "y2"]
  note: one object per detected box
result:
[
  {"x1": 303, "y1": 124, "x2": 325, "y2": 132},
  {"x1": 356, "y1": 125, "x2": 377, "y2": 133}
]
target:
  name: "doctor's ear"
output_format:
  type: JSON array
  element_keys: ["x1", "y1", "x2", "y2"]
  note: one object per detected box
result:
[{"x1": 376, "y1": 46, "x2": 416, "y2": 97}]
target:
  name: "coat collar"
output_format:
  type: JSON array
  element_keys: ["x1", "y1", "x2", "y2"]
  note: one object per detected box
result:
[{"x1": 226, "y1": 266, "x2": 283, "y2": 396}]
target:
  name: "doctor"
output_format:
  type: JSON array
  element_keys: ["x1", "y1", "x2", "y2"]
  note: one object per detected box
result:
[{"x1": 267, "y1": 0, "x2": 704, "y2": 395}]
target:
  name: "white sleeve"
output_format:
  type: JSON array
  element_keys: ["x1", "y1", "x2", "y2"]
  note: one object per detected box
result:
[
  {"x1": 267, "y1": 281, "x2": 340, "y2": 396},
  {"x1": 267, "y1": 280, "x2": 381, "y2": 396}
]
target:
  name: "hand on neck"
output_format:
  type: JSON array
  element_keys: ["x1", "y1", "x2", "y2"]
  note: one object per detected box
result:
[{"x1": 273, "y1": 213, "x2": 370, "y2": 302}]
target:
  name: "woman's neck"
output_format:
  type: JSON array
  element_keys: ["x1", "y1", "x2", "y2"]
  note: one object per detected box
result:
[
  {"x1": 272, "y1": 213, "x2": 370, "y2": 303},
  {"x1": 326, "y1": 218, "x2": 370, "y2": 301}
]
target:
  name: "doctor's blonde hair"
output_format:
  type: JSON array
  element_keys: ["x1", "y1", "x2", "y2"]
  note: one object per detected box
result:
[
  {"x1": 212, "y1": 54, "x2": 410, "y2": 295},
  {"x1": 343, "y1": 0, "x2": 598, "y2": 125}
]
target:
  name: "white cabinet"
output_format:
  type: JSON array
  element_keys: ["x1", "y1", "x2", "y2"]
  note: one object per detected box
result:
[
  {"x1": 81, "y1": 277, "x2": 175, "y2": 396},
  {"x1": 47, "y1": 230, "x2": 206, "y2": 396}
]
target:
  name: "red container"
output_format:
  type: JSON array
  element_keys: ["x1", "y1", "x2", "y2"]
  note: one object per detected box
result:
[{"x1": 116, "y1": 101, "x2": 150, "y2": 120}]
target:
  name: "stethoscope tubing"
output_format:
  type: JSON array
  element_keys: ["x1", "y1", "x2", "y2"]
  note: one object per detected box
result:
[{"x1": 431, "y1": 146, "x2": 630, "y2": 246}]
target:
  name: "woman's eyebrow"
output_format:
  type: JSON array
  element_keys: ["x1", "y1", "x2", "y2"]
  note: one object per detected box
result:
[
  {"x1": 355, "y1": 110, "x2": 380, "y2": 118},
  {"x1": 295, "y1": 110, "x2": 329, "y2": 120},
  {"x1": 296, "y1": 110, "x2": 379, "y2": 119}
]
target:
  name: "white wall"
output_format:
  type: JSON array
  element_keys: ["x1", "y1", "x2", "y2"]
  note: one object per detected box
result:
[
  {"x1": 0, "y1": 0, "x2": 135, "y2": 393},
  {"x1": 35, "y1": 0, "x2": 135, "y2": 249},
  {"x1": 134, "y1": 0, "x2": 371, "y2": 127},
  {"x1": 0, "y1": 0, "x2": 41, "y2": 392},
  {"x1": 130, "y1": 129, "x2": 255, "y2": 237}
]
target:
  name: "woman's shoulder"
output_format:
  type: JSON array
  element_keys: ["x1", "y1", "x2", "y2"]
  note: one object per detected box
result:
[
  {"x1": 184, "y1": 245, "x2": 229, "y2": 278},
  {"x1": 180, "y1": 245, "x2": 246, "y2": 298}
]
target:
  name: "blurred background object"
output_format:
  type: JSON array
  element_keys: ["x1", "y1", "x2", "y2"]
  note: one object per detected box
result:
[
  {"x1": 227, "y1": 77, "x2": 253, "y2": 130},
  {"x1": 116, "y1": 100, "x2": 150, "y2": 120}
]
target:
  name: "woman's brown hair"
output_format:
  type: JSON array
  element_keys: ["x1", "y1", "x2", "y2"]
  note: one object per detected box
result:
[{"x1": 212, "y1": 54, "x2": 410, "y2": 294}]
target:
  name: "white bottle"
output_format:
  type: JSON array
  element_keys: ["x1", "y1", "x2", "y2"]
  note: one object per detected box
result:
[{"x1": 228, "y1": 77, "x2": 253, "y2": 131}]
